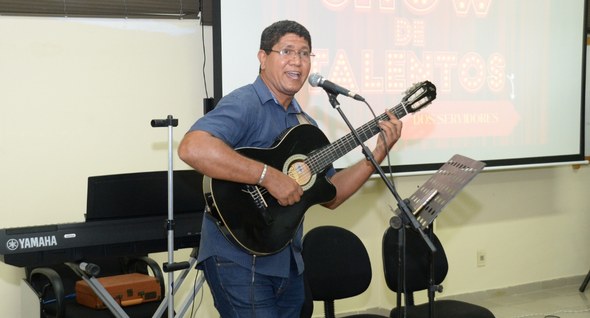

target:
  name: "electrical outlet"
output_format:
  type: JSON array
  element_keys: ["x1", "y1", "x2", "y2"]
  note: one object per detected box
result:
[{"x1": 477, "y1": 250, "x2": 487, "y2": 267}]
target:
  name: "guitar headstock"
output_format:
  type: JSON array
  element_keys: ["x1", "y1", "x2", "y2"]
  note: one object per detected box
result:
[{"x1": 401, "y1": 81, "x2": 437, "y2": 113}]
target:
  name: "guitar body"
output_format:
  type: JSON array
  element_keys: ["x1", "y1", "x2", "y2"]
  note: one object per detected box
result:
[{"x1": 203, "y1": 124, "x2": 337, "y2": 255}]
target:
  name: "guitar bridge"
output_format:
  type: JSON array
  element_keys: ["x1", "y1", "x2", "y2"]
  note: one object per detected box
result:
[{"x1": 243, "y1": 185, "x2": 273, "y2": 225}]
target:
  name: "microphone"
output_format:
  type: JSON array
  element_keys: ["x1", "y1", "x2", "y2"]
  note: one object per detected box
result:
[
  {"x1": 79, "y1": 262, "x2": 101, "y2": 276},
  {"x1": 308, "y1": 73, "x2": 365, "y2": 101}
]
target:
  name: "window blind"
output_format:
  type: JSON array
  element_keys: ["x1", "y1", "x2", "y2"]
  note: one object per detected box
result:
[{"x1": 0, "y1": 0, "x2": 200, "y2": 19}]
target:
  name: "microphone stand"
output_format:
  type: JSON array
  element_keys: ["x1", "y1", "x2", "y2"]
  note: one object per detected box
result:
[
  {"x1": 324, "y1": 92, "x2": 437, "y2": 318},
  {"x1": 151, "y1": 115, "x2": 190, "y2": 318}
]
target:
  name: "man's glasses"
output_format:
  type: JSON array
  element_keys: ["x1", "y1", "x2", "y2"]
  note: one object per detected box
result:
[{"x1": 268, "y1": 49, "x2": 315, "y2": 61}]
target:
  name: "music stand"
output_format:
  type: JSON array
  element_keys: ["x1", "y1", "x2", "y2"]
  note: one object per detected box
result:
[
  {"x1": 390, "y1": 154, "x2": 486, "y2": 318},
  {"x1": 318, "y1": 82, "x2": 483, "y2": 318}
]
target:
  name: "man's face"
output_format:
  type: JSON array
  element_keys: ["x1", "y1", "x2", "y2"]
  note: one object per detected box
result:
[{"x1": 258, "y1": 33, "x2": 312, "y2": 105}]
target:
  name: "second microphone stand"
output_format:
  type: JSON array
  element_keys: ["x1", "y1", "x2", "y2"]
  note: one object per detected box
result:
[{"x1": 324, "y1": 91, "x2": 436, "y2": 318}]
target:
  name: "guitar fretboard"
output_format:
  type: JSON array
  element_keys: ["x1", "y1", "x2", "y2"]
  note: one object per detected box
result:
[
  {"x1": 305, "y1": 102, "x2": 408, "y2": 174},
  {"x1": 303, "y1": 80, "x2": 435, "y2": 174}
]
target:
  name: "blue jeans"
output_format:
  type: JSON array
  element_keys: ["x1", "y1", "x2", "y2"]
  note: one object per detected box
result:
[{"x1": 202, "y1": 255, "x2": 304, "y2": 318}]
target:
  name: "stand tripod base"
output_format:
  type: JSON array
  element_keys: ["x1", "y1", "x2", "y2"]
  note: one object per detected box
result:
[
  {"x1": 580, "y1": 269, "x2": 590, "y2": 292},
  {"x1": 154, "y1": 248, "x2": 205, "y2": 317}
]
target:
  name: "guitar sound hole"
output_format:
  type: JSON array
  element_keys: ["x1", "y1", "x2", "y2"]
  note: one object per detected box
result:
[{"x1": 288, "y1": 161, "x2": 312, "y2": 187}]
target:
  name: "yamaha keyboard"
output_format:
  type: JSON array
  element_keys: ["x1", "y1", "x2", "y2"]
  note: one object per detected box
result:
[
  {"x1": 0, "y1": 170, "x2": 205, "y2": 268},
  {"x1": 0, "y1": 212, "x2": 202, "y2": 267}
]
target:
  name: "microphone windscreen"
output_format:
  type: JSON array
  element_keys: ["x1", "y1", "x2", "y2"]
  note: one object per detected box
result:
[{"x1": 308, "y1": 73, "x2": 322, "y2": 87}]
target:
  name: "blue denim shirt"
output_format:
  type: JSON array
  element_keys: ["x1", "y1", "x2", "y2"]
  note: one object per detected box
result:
[{"x1": 188, "y1": 76, "x2": 332, "y2": 278}]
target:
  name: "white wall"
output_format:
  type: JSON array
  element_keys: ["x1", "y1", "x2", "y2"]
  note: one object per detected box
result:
[
  {"x1": 1, "y1": 16, "x2": 589, "y2": 317},
  {"x1": 304, "y1": 166, "x2": 590, "y2": 314}
]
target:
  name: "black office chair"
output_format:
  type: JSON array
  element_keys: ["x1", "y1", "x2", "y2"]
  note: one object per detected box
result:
[
  {"x1": 301, "y1": 225, "x2": 387, "y2": 318},
  {"x1": 382, "y1": 226, "x2": 495, "y2": 318},
  {"x1": 25, "y1": 256, "x2": 167, "y2": 318}
]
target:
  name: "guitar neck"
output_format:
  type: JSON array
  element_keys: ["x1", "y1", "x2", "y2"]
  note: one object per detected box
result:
[{"x1": 307, "y1": 102, "x2": 409, "y2": 173}]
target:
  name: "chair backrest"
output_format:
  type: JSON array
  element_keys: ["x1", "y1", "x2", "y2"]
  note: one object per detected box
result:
[
  {"x1": 302, "y1": 226, "x2": 372, "y2": 301},
  {"x1": 382, "y1": 227, "x2": 448, "y2": 294}
]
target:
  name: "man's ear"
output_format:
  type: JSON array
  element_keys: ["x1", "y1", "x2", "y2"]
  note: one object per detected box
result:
[{"x1": 257, "y1": 50, "x2": 267, "y2": 71}]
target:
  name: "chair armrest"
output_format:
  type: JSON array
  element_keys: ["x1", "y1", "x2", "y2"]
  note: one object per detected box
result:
[
  {"x1": 127, "y1": 256, "x2": 166, "y2": 296},
  {"x1": 28, "y1": 267, "x2": 66, "y2": 318}
]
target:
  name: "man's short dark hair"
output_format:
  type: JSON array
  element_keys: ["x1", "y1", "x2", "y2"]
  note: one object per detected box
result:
[{"x1": 260, "y1": 20, "x2": 312, "y2": 52}]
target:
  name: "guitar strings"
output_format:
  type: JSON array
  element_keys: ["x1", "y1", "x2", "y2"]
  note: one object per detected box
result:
[{"x1": 254, "y1": 102, "x2": 404, "y2": 198}]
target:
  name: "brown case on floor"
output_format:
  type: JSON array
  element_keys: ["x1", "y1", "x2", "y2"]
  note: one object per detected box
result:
[{"x1": 75, "y1": 273, "x2": 161, "y2": 309}]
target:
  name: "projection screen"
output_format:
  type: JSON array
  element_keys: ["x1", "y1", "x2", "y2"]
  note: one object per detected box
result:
[{"x1": 212, "y1": 0, "x2": 587, "y2": 173}]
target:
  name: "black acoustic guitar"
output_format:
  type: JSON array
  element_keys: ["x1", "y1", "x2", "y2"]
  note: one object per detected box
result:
[{"x1": 203, "y1": 81, "x2": 437, "y2": 255}]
